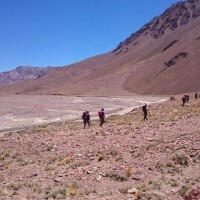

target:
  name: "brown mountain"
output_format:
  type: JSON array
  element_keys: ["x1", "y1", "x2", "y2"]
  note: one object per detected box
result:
[
  {"x1": 0, "y1": 66, "x2": 55, "y2": 86},
  {"x1": 0, "y1": 0, "x2": 199, "y2": 96}
]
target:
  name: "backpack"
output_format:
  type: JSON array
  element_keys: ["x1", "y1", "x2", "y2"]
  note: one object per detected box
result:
[
  {"x1": 82, "y1": 112, "x2": 87, "y2": 120},
  {"x1": 98, "y1": 111, "x2": 102, "y2": 118}
]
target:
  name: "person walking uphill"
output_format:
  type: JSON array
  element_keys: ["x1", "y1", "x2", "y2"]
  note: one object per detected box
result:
[
  {"x1": 195, "y1": 92, "x2": 198, "y2": 99},
  {"x1": 98, "y1": 108, "x2": 105, "y2": 127},
  {"x1": 142, "y1": 104, "x2": 148, "y2": 120},
  {"x1": 182, "y1": 96, "x2": 186, "y2": 106},
  {"x1": 82, "y1": 110, "x2": 90, "y2": 129}
]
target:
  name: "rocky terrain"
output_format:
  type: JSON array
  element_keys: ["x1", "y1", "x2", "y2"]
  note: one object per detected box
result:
[
  {"x1": 114, "y1": 0, "x2": 200, "y2": 50},
  {"x1": 0, "y1": 94, "x2": 199, "y2": 200},
  {"x1": 0, "y1": 66, "x2": 55, "y2": 86}
]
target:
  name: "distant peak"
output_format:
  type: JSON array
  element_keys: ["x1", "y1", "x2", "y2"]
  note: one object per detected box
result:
[{"x1": 113, "y1": 0, "x2": 200, "y2": 53}]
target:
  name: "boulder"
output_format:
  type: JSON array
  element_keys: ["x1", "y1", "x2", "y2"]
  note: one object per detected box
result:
[{"x1": 184, "y1": 187, "x2": 200, "y2": 200}]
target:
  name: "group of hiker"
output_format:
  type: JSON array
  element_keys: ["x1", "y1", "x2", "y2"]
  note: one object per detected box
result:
[
  {"x1": 82, "y1": 108, "x2": 105, "y2": 129},
  {"x1": 82, "y1": 92, "x2": 199, "y2": 128},
  {"x1": 181, "y1": 92, "x2": 199, "y2": 106}
]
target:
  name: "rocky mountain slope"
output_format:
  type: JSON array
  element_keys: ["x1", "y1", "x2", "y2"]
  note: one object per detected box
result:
[
  {"x1": 0, "y1": 95, "x2": 200, "y2": 199},
  {"x1": 0, "y1": 66, "x2": 55, "y2": 86},
  {"x1": 0, "y1": 0, "x2": 199, "y2": 95}
]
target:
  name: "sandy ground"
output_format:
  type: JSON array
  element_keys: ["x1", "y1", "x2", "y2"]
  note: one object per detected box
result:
[{"x1": 0, "y1": 95, "x2": 168, "y2": 133}]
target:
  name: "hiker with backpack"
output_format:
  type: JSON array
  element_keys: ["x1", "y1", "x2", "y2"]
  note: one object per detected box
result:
[
  {"x1": 82, "y1": 110, "x2": 90, "y2": 129},
  {"x1": 98, "y1": 108, "x2": 105, "y2": 126},
  {"x1": 195, "y1": 92, "x2": 198, "y2": 99},
  {"x1": 142, "y1": 104, "x2": 148, "y2": 120},
  {"x1": 182, "y1": 95, "x2": 186, "y2": 106},
  {"x1": 185, "y1": 94, "x2": 189, "y2": 103}
]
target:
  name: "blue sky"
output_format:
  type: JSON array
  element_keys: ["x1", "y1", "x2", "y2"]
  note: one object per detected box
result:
[{"x1": 0, "y1": 0, "x2": 181, "y2": 72}]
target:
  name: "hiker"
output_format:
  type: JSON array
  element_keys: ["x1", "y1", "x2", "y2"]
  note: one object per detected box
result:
[
  {"x1": 82, "y1": 110, "x2": 90, "y2": 129},
  {"x1": 170, "y1": 96, "x2": 175, "y2": 101},
  {"x1": 142, "y1": 104, "x2": 148, "y2": 120},
  {"x1": 195, "y1": 92, "x2": 198, "y2": 99},
  {"x1": 98, "y1": 108, "x2": 105, "y2": 126},
  {"x1": 185, "y1": 94, "x2": 189, "y2": 103},
  {"x1": 182, "y1": 96, "x2": 186, "y2": 106}
]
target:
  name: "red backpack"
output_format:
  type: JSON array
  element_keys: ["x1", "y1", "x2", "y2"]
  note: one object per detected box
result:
[
  {"x1": 98, "y1": 111, "x2": 102, "y2": 118},
  {"x1": 82, "y1": 112, "x2": 87, "y2": 120}
]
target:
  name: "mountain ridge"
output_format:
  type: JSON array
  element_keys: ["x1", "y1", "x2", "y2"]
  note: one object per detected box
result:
[
  {"x1": 0, "y1": 0, "x2": 199, "y2": 95},
  {"x1": 0, "y1": 66, "x2": 55, "y2": 86}
]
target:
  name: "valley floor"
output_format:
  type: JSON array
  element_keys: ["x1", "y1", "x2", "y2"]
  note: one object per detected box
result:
[
  {"x1": 0, "y1": 94, "x2": 200, "y2": 200},
  {"x1": 0, "y1": 94, "x2": 167, "y2": 133}
]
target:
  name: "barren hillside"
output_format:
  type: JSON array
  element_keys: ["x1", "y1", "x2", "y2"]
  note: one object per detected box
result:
[{"x1": 0, "y1": 0, "x2": 199, "y2": 96}]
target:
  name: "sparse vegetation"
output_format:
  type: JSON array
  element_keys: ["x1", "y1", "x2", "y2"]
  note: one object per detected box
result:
[
  {"x1": 97, "y1": 154, "x2": 106, "y2": 161},
  {"x1": 118, "y1": 187, "x2": 130, "y2": 194},
  {"x1": 68, "y1": 182, "x2": 78, "y2": 197},
  {"x1": 173, "y1": 153, "x2": 189, "y2": 166},
  {"x1": 169, "y1": 179, "x2": 179, "y2": 187},
  {"x1": 70, "y1": 160, "x2": 90, "y2": 169},
  {"x1": 57, "y1": 156, "x2": 71, "y2": 166},
  {"x1": 124, "y1": 167, "x2": 133, "y2": 177},
  {"x1": 46, "y1": 187, "x2": 67, "y2": 199},
  {"x1": 110, "y1": 149, "x2": 118, "y2": 157},
  {"x1": 0, "y1": 93, "x2": 200, "y2": 199},
  {"x1": 178, "y1": 185, "x2": 190, "y2": 197},
  {"x1": 137, "y1": 183, "x2": 148, "y2": 192},
  {"x1": 79, "y1": 188, "x2": 97, "y2": 196},
  {"x1": 148, "y1": 180, "x2": 161, "y2": 190},
  {"x1": 105, "y1": 172, "x2": 128, "y2": 182},
  {"x1": 0, "y1": 150, "x2": 10, "y2": 160},
  {"x1": 162, "y1": 40, "x2": 178, "y2": 52}
]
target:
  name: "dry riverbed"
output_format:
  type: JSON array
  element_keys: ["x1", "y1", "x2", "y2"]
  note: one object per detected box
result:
[{"x1": 0, "y1": 95, "x2": 167, "y2": 133}]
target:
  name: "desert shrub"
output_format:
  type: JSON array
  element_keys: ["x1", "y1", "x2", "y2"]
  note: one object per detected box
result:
[
  {"x1": 57, "y1": 157, "x2": 71, "y2": 166},
  {"x1": 110, "y1": 149, "x2": 118, "y2": 157},
  {"x1": 135, "y1": 191, "x2": 142, "y2": 199},
  {"x1": 105, "y1": 172, "x2": 127, "y2": 182},
  {"x1": 115, "y1": 156, "x2": 124, "y2": 161},
  {"x1": 7, "y1": 183, "x2": 22, "y2": 191},
  {"x1": 124, "y1": 167, "x2": 133, "y2": 177},
  {"x1": 68, "y1": 182, "x2": 78, "y2": 196},
  {"x1": 178, "y1": 185, "x2": 190, "y2": 197},
  {"x1": 173, "y1": 154, "x2": 189, "y2": 166},
  {"x1": 79, "y1": 188, "x2": 97, "y2": 196},
  {"x1": 70, "y1": 160, "x2": 90, "y2": 169},
  {"x1": 46, "y1": 188, "x2": 67, "y2": 199},
  {"x1": 118, "y1": 187, "x2": 129, "y2": 194},
  {"x1": 46, "y1": 145, "x2": 53, "y2": 151},
  {"x1": 97, "y1": 154, "x2": 106, "y2": 162},
  {"x1": 148, "y1": 180, "x2": 161, "y2": 190},
  {"x1": 143, "y1": 192, "x2": 163, "y2": 200},
  {"x1": 137, "y1": 183, "x2": 148, "y2": 192},
  {"x1": 169, "y1": 179, "x2": 179, "y2": 187},
  {"x1": 0, "y1": 151, "x2": 10, "y2": 160}
]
